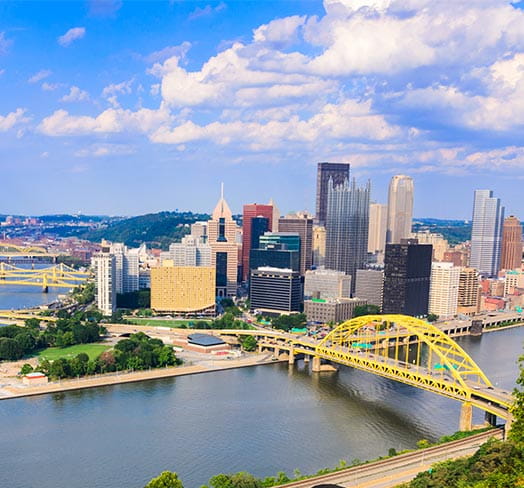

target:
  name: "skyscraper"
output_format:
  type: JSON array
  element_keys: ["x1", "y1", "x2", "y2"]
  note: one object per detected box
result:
[
  {"x1": 92, "y1": 244, "x2": 116, "y2": 316},
  {"x1": 382, "y1": 239, "x2": 432, "y2": 316},
  {"x1": 429, "y1": 262, "x2": 460, "y2": 319},
  {"x1": 470, "y1": 190, "x2": 504, "y2": 277},
  {"x1": 325, "y1": 178, "x2": 370, "y2": 294},
  {"x1": 312, "y1": 225, "x2": 326, "y2": 268},
  {"x1": 315, "y1": 162, "x2": 350, "y2": 226},
  {"x1": 368, "y1": 203, "x2": 387, "y2": 254},
  {"x1": 279, "y1": 213, "x2": 313, "y2": 275},
  {"x1": 457, "y1": 267, "x2": 480, "y2": 316},
  {"x1": 500, "y1": 215, "x2": 522, "y2": 271},
  {"x1": 208, "y1": 187, "x2": 239, "y2": 297},
  {"x1": 241, "y1": 203, "x2": 275, "y2": 281},
  {"x1": 386, "y1": 175, "x2": 414, "y2": 244}
]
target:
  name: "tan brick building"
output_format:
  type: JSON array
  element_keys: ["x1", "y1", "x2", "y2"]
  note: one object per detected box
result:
[{"x1": 151, "y1": 262, "x2": 215, "y2": 315}]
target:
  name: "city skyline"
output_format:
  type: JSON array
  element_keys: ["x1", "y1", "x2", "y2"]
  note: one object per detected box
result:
[{"x1": 1, "y1": 1, "x2": 524, "y2": 218}]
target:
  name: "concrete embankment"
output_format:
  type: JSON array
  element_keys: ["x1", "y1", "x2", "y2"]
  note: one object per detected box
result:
[{"x1": 0, "y1": 355, "x2": 283, "y2": 401}]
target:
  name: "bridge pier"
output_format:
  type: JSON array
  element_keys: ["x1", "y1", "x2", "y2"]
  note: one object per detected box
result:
[
  {"x1": 459, "y1": 402, "x2": 473, "y2": 431},
  {"x1": 484, "y1": 411, "x2": 497, "y2": 427},
  {"x1": 312, "y1": 356, "x2": 321, "y2": 372},
  {"x1": 303, "y1": 355, "x2": 310, "y2": 363},
  {"x1": 288, "y1": 347, "x2": 295, "y2": 365}
]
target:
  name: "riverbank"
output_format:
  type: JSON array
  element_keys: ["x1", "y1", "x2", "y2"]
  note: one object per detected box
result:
[{"x1": 0, "y1": 353, "x2": 283, "y2": 401}]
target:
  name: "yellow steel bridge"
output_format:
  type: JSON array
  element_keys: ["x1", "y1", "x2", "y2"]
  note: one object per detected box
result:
[
  {"x1": 220, "y1": 315, "x2": 514, "y2": 431},
  {"x1": 0, "y1": 242, "x2": 59, "y2": 259},
  {"x1": 0, "y1": 263, "x2": 90, "y2": 292}
]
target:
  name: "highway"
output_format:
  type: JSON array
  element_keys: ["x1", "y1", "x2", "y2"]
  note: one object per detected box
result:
[{"x1": 273, "y1": 429, "x2": 503, "y2": 488}]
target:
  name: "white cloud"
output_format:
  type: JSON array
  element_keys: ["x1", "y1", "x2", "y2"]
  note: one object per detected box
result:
[
  {"x1": 58, "y1": 27, "x2": 86, "y2": 47},
  {"x1": 0, "y1": 108, "x2": 30, "y2": 132},
  {"x1": 28, "y1": 70, "x2": 52, "y2": 84},
  {"x1": 61, "y1": 86, "x2": 90, "y2": 103},
  {"x1": 102, "y1": 79, "x2": 134, "y2": 107},
  {"x1": 74, "y1": 143, "x2": 136, "y2": 158},
  {"x1": 253, "y1": 16, "x2": 306, "y2": 47},
  {"x1": 150, "y1": 99, "x2": 402, "y2": 146},
  {"x1": 188, "y1": 2, "x2": 226, "y2": 20},
  {"x1": 145, "y1": 42, "x2": 191, "y2": 64},
  {"x1": 42, "y1": 82, "x2": 63, "y2": 91},
  {"x1": 0, "y1": 32, "x2": 12, "y2": 55},
  {"x1": 38, "y1": 107, "x2": 172, "y2": 136}
]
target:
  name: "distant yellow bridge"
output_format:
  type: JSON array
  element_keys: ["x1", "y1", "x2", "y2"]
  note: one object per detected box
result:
[
  {"x1": 0, "y1": 242, "x2": 59, "y2": 260},
  {"x1": 0, "y1": 310, "x2": 57, "y2": 322},
  {"x1": 220, "y1": 315, "x2": 514, "y2": 431},
  {"x1": 0, "y1": 263, "x2": 90, "y2": 292}
]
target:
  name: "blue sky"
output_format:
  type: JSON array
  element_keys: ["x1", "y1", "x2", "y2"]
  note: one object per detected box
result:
[{"x1": 1, "y1": 0, "x2": 524, "y2": 219}]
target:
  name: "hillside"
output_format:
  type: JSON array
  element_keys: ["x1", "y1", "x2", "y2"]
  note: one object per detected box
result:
[
  {"x1": 413, "y1": 218, "x2": 472, "y2": 245},
  {"x1": 81, "y1": 211, "x2": 210, "y2": 249}
]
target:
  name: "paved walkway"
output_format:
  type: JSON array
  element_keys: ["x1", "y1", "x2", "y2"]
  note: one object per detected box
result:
[{"x1": 0, "y1": 354, "x2": 280, "y2": 400}]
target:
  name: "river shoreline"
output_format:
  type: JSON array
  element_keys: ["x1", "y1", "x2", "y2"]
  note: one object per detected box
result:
[{"x1": 0, "y1": 354, "x2": 285, "y2": 401}]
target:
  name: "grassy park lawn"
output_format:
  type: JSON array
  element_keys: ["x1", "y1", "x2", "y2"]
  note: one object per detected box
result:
[
  {"x1": 128, "y1": 318, "x2": 212, "y2": 328},
  {"x1": 37, "y1": 344, "x2": 110, "y2": 361}
]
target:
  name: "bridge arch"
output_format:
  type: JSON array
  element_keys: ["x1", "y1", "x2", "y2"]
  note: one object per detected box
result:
[{"x1": 317, "y1": 314, "x2": 493, "y2": 395}]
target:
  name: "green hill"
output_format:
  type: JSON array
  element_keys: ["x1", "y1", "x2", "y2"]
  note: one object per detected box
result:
[{"x1": 82, "y1": 211, "x2": 210, "y2": 249}]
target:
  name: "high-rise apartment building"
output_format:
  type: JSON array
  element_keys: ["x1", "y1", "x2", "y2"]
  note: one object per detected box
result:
[
  {"x1": 325, "y1": 178, "x2": 370, "y2": 294},
  {"x1": 312, "y1": 225, "x2": 326, "y2": 268},
  {"x1": 160, "y1": 236, "x2": 211, "y2": 267},
  {"x1": 457, "y1": 267, "x2": 480, "y2": 316},
  {"x1": 249, "y1": 267, "x2": 302, "y2": 314},
  {"x1": 190, "y1": 221, "x2": 208, "y2": 242},
  {"x1": 355, "y1": 269, "x2": 384, "y2": 310},
  {"x1": 386, "y1": 175, "x2": 414, "y2": 244},
  {"x1": 151, "y1": 262, "x2": 215, "y2": 315},
  {"x1": 382, "y1": 239, "x2": 432, "y2": 316},
  {"x1": 368, "y1": 203, "x2": 387, "y2": 255},
  {"x1": 470, "y1": 190, "x2": 504, "y2": 277},
  {"x1": 208, "y1": 188, "x2": 239, "y2": 297},
  {"x1": 412, "y1": 231, "x2": 449, "y2": 262},
  {"x1": 92, "y1": 245, "x2": 116, "y2": 316},
  {"x1": 500, "y1": 215, "x2": 522, "y2": 271},
  {"x1": 304, "y1": 268, "x2": 351, "y2": 300},
  {"x1": 429, "y1": 262, "x2": 460, "y2": 318},
  {"x1": 315, "y1": 162, "x2": 350, "y2": 226},
  {"x1": 279, "y1": 213, "x2": 313, "y2": 275},
  {"x1": 110, "y1": 242, "x2": 140, "y2": 294},
  {"x1": 241, "y1": 203, "x2": 275, "y2": 281}
]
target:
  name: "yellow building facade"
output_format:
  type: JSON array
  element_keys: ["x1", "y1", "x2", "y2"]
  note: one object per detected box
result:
[{"x1": 151, "y1": 263, "x2": 216, "y2": 315}]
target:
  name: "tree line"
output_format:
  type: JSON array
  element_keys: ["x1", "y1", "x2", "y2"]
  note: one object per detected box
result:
[
  {"x1": 20, "y1": 332, "x2": 180, "y2": 380},
  {"x1": 0, "y1": 311, "x2": 105, "y2": 361}
]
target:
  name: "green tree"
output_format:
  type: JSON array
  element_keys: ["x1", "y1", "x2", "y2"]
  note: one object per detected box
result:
[
  {"x1": 353, "y1": 304, "x2": 381, "y2": 317},
  {"x1": 19, "y1": 363, "x2": 34, "y2": 375},
  {"x1": 144, "y1": 471, "x2": 184, "y2": 488},
  {"x1": 426, "y1": 313, "x2": 439, "y2": 322},
  {"x1": 209, "y1": 472, "x2": 262, "y2": 488},
  {"x1": 509, "y1": 353, "x2": 524, "y2": 447},
  {"x1": 0, "y1": 337, "x2": 23, "y2": 360},
  {"x1": 240, "y1": 336, "x2": 257, "y2": 352},
  {"x1": 24, "y1": 318, "x2": 41, "y2": 329}
]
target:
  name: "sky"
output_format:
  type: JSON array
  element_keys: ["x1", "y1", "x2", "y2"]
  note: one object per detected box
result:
[{"x1": 1, "y1": 0, "x2": 524, "y2": 219}]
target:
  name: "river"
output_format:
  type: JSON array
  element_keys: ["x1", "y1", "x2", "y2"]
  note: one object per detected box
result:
[
  {"x1": 0, "y1": 263, "x2": 74, "y2": 311},
  {"x1": 1, "y1": 327, "x2": 522, "y2": 488}
]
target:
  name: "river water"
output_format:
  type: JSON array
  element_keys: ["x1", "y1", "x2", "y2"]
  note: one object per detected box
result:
[
  {"x1": 0, "y1": 263, "x2": 69, "y2": 311},
  {"x1": 1, "y1": 327, "x2": 523, "y2": 488}
]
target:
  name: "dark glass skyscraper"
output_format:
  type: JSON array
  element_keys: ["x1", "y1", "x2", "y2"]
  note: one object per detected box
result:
[
  {"x1": 316, "y1": 162, "x2": 350, "y2": 226},
  {"x1": 382, "y1": 239, "x2": 432, "y2": 316},
  {"x1": 325, "y1": 178, "x2": 370, "y2": 294}
]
